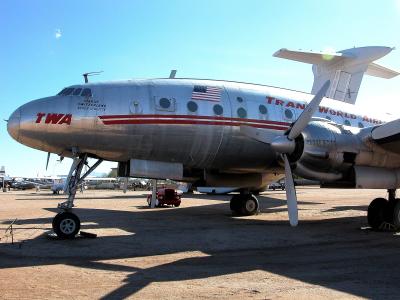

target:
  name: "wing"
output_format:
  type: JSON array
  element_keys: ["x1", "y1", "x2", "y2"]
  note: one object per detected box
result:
[{"x1": 371, "y1": 118, "x2": 400, "y2": 154}]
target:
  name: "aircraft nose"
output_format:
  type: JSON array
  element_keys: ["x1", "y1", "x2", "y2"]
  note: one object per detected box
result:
[{"x1": 7, "y1": 108, "x2": 21, "y2": 141}]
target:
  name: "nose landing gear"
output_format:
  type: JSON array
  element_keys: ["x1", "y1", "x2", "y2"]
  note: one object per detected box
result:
[
  {"x1": 367, "y1": 189, "x2": 400, "y2": 231},
  {"x1": 52, "y1": 153, "x2": 103, "y2": 239}
]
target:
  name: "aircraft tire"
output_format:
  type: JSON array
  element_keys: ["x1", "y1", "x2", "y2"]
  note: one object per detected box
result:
[
  {"x1": 367, "y1": 198, "x2": 387, "y2": 230},
  {"x1": 230, "y1": 195, "x2": 242, "y2": 214},
  {"x1": 52, "y1": 212, "x2": 80, "y2": 239},
  {"x1": 239, "y1": 194, "x2": 259, "y2": 216},
  {"x1": 392, "y1": 199, "x2": 400, "y2": 229}
]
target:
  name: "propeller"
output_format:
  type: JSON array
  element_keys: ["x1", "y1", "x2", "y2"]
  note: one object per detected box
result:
[
  {"x1": 241, "y1": 80, "x2": 330, "y2": 226},
  {"x1": 46, "y1": 152, "x2": 51, "y2": 171}
]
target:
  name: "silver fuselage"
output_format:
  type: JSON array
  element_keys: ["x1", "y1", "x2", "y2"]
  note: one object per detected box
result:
[{"x1": 7, "y1": 78, "x2": 387, "y2": 174}]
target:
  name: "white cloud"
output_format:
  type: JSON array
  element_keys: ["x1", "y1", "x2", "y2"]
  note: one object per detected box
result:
[{"x1": 55, "y1": 29, "x2": 62, "y2": 39}]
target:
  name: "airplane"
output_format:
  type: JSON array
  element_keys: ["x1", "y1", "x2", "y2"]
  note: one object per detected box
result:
[{"x1": 6, "y1": 45, "x2": 400, "y2": 239}]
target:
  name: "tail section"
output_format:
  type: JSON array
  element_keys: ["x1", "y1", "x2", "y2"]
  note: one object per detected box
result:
[{"x1": 274, "y1": 46, "x2": 399, "y2": 104}]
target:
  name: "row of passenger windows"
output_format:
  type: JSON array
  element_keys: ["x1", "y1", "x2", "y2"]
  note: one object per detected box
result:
[
  {"x1": 324, "y1": 116, "x2": 364, "y2": 128},
  {"x1": 57, "y1": 87, "x2": 92, "y2": 97},
  {"x1": 183, "y1": 99, "x2": 366, "y2": 127},
  {"x1": 185, "y1": 100, "x2": 269, "y2": 118}
]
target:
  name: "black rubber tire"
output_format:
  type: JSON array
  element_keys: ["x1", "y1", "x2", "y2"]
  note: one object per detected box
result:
[
  {"x1": 367, "y1": 198, "x2": 388, "y2": 230},
  {"x1": 239, "y1": 195, "x2": 259, "y2": 216},
  {"x1": 52, "y1": 212, "x2": 62, "y2": 231},
  {"x1": 392, "y1": 199, "x2": 400, "y2": 229},
  {"x1": 52, "y1": 212, "x2": 80, "y2": 239},
  {"x1": 230, "y1": 194, "x2": 242, "y2": 214}
]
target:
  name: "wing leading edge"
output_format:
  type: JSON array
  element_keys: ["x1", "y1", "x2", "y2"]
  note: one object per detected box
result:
[{"x1": 371, "y1": 119, "x2": 400, "y2": 154}]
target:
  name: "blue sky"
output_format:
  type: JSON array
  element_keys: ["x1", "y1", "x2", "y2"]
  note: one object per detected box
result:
[{"x1": 1, "y1": 0, "x2": 400, "y2": 177}]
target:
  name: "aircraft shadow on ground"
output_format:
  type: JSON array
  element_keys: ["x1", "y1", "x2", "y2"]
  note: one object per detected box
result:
[
  {"x1": 1, "y1": 194, "x2": 399, "y2": 299},
  {"x1": 15, "y1": 193, "x2": 150, "y2": 201}
]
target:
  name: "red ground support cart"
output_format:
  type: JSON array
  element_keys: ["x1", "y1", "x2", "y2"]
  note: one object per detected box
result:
[{"x1": 147, "y1": 188, "x2": 181, "y2": 207}]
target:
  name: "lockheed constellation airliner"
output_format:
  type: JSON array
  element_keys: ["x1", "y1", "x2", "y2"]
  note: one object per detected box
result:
[{"x1": 7, "y1": 46, "x2": 400, "y2": 238}]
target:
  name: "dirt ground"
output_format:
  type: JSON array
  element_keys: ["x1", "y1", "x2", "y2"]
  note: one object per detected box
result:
[{"x1": 1, "y1": 187, "x2": 400, "y2": 299}]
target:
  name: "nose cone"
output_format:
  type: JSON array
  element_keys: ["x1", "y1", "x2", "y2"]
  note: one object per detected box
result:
[{"x1": 7, "y1": 108, "x2": 21, "y2": 141}]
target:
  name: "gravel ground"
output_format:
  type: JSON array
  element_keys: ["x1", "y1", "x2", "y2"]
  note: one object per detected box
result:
[{"x1": 1, "y1": 187, "x2": 400, "y2": 299}]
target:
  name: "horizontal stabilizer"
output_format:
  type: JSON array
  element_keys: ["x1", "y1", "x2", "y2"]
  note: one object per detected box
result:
[
  {"x1": 274, "y1": 48, "x2": 349, "y2": 65},
  {"x1": 366, "y1": 63, "x2": 400, "y2": 79},
  {"x1": 274, "y1": 46, "x2": 399, "y2": 105}
]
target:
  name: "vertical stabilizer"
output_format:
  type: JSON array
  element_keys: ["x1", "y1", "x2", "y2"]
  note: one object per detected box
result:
[{"x1": 274, "y1": 46, "x2": 399, "y2": 104}]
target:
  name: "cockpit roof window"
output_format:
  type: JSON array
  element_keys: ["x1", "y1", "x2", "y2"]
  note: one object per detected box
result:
[
  {"x1": 73, "y1": 88, "x2": 82, "y2": 95},
  {"x1": 81, "y1": 88, "x2": 92, "y2": 97}
]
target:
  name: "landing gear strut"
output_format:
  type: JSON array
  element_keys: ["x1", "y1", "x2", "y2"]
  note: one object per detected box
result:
[
  {"x1": 230, "y1": 192, "x2": 259, "y2": 216},
  {"x1": 367, "y1": 189, "x2": 400, "y2": 231},
  {"x1": 52, "y1": 153, "x2": 103, "y2": 238}
]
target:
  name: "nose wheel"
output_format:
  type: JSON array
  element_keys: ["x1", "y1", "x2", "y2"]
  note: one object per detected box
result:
[
  {"x1": 52, "y1": 212, "x2": 81, "y2": 239},
  {"x1": 367, "y1": 189, "x2": 400, "y2": 231}
]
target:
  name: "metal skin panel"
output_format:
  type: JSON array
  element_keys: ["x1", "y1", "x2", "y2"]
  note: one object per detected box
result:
[{"x1": 7, "y1": 78, "x2": 398, "y2": 180}]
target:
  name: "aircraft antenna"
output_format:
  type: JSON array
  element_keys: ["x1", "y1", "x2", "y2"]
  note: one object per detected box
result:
[
  {"x1": 82, "y1": 71, "x2": 103, "y2": 83},
  {"x1": 169, "y1": 70, "x2": 177, "y2": 78}
]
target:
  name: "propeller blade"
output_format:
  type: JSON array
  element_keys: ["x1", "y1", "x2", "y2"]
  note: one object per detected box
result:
[
  {"x1": 283, "y1": 154, "x2": 298, "y2": 226},
  {"x1": 240, "y1": 125, "x2": 279, "y2": 144},
  {"x1": 288, "y1": 80, "x2": 330, "y2": 140},
  {"x1": 46, "y1": 152, "x2": 50, "y2": 171}
]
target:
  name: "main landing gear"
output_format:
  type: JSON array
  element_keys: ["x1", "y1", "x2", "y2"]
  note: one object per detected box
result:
[
  {"x1": 367, "y1": 189, "x2": 400, "y2": 231},
  {"x1": 230, "y1": 192, "x2": 259, "y2": 216},
  {"x1": 52, "y1": 153, "x2": 103, "y2": 239}
]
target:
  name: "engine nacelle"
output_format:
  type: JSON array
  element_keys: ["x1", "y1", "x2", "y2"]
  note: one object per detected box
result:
[
  {"x1": 289, "y1": 120, "x2": 359, "y2": 182},
  {"x1": 290, "y1": 120, "x2": 400, "y2": 186}
]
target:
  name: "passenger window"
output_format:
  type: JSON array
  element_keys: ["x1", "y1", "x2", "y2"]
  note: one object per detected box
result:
[
  {"x1": 159, "y1": 98, "x2": 171, "y2": 109},
  {"x1": 213, "y1": 104, "x2": 223, "y2": 115},
  {"x1": 344, "y1": 120, "x2": 351, "y2": 126},
  {"x1": 325, "y1": 116, "x2": 332, "y2": 121},
  {"x1": 155, "y1": 97, "x2": 175, "y2": 111},
  {"x1": 237, "y1": 107, "x2": 247, "y2": 118},
  {"x1": 284, "y1": 109, "x2": 294, "y2": 120},
  {"x1": 73, "y1": 88, "x2": 82, "y2": 96},
  {"x1": 358, "y1": 122, "x2": 364, "y2": 128},
  {"x1": 259, "y1": 105, "x2": 267, "y2": 115},
  {"x1": 187, "y1": 101, "x2": 198, "y2": 112},
  {"x1": 81, "y1": 88, "x2": 92, "y2": 97}
]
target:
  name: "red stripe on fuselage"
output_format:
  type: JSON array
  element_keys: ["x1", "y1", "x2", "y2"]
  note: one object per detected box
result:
[
  {"x1": 98, "y1": 114, "x2": 290, "y2": 127},
  {"x1": 100, "y1": 118, "x2": 290, "y2": 130}
]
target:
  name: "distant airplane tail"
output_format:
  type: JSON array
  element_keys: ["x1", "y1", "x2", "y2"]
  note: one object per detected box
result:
[{"x1": 274, "y1": 46, "x2": 399, "y2": 104}]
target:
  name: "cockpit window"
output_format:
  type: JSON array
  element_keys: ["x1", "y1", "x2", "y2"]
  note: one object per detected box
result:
[
  {"x1": 81, "y1": 88, "x2": 92, "y2": 97},
  {"x1": 73, "y1": 88, "x2": 82, "y2": 95},
  {"x1": 63, "y1": 88, "x2": 74, "y2": 96},
  {"x1": 57, "y1": 88, "x2": 68, "y2": 95}
]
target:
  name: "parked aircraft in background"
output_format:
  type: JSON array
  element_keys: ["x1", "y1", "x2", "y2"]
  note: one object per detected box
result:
[
  {"x1": 7, "y1": 45, "x2": 400, "y2": 238},
  {"x1": 0, "y1": 166, "x2": 13, "y2": 190}
]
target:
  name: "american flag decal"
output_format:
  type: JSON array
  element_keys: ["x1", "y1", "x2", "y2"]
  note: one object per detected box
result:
[{"x1": 191, "y1": 85, "x2": 222, "y2": 102}]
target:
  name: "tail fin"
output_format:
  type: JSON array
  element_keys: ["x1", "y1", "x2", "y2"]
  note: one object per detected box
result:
[{"x1": 274, "y1": 46, "x2": 399, "y2": 104}]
